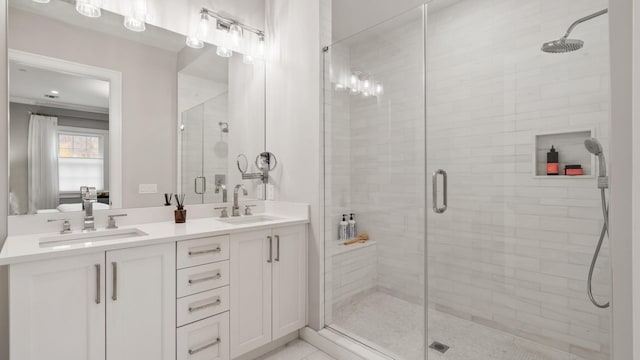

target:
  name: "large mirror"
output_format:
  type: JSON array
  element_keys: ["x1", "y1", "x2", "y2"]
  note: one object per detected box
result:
[{"x1": 7, "y1": 0, "x2": 266, "y2": 215}]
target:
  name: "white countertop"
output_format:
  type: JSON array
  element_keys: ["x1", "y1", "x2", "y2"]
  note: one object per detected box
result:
[{"x1": 0, "y1": 212, "x2": 309, "y2": 266}]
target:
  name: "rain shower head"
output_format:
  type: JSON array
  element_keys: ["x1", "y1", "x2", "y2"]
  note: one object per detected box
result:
[
  {"x1": 541, "y1": 9, "x2": 607, "y2": 54},
  {"x1": 541, "y1": 39, "x2": 584, "y2": 53}
]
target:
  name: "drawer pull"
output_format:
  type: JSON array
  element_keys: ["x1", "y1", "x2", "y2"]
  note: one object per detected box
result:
[
  {"x1": 188, "y1": 337, "x2": 221, "y2": 355},
  {"x1": 188, "y1": 297, "x2": 221, "y2": 312},
  {"x1": 188, "y1": 272, "x2": 221, "y2": 285},
  {"x1": 188, "y1": 246, "x2": 222, "y2": 256}
]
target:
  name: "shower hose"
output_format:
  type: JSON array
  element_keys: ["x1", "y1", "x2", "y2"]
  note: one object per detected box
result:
[{"x1": 587, "y1": 188, "x2": 610, "y2": 309}]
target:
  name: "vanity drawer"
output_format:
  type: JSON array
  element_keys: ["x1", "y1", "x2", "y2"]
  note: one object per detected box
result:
[
  {"x1": 177, "y1": 286, "x2": 230, "y2": 327},
  {"x1": 177, "y1": 235, "x2": 230, "y2": 269},
  {"x1": 177, "y1": 312, "x2": 229, "y2": 360},
  {"x1": 177, "y1": 261, "x2": 230, "y2": 298}
]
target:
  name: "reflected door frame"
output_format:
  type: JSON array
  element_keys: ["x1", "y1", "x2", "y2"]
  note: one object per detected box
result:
[{"x1": 8, "y1": 49, "x2": 123, "y2": 209}]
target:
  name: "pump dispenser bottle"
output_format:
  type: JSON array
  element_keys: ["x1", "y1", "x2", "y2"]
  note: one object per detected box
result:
[
  {"x1": 547, "y1": 145, "x2": 559, "y2": 175},
  {"x1": 339, "y1": 214, "x2": 348, "y2": 241}
]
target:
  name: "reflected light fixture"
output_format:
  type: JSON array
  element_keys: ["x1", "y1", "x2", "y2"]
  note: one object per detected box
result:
[
  {"x1": 124, "y1": 1, "x2": 148, "y2": 32},
  {"x1": 76, "y1": 0, "x2": 102, "y2": 18},
  {"x1": 216, "y1": 46, "x2": 233, "y2": 58},
  {"x1": 243, "y1": 55, "x2": 254, "y2": 65},
  {"x1": 339, "y1": 71, "x2": 384, "y2": 99},
  {"x1": 32, "y1": 0, "x2": 50, "y2": 3}
]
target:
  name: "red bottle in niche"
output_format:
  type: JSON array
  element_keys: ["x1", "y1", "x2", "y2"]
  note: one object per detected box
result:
[{"x1": 547, "y1": 145, "x2": 559, "y2": 175}]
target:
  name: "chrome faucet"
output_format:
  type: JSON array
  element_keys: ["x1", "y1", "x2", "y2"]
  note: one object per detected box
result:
[
  {"x1": 80, "y1": 186, "x2": 97, "y2": 231},
  {"x1": 232, "y1": 184, "x2": 248, "y2": 217},
  {"x1": 215, "y1": 182, "x2": 228, "y2": 203}
]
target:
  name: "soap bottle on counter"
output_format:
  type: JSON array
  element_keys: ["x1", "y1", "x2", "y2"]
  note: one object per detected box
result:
[
  {"x1": 338, "y1": 214, "x2": 348, "y2": 242},
  {"x1": 347, "y1": 213, "x2": 357, "y2": 239}
]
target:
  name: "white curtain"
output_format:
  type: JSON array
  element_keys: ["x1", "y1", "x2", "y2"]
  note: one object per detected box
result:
[{"x1": 28, "y1": 114, "x2": 59, "y2": 214}]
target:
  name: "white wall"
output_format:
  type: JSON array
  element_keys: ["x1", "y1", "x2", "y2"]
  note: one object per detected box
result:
[
  {"x1": 0, "y1": 0, "x2": 8, "y2": 356},
  {"x1": 265, "y1": 0, "x2": 323, "y2": 329},
  {"x1": 9, "y1": 8, "x2": 178, "y2": 208},
  {"x1": 609, "y1": 0, "x2": 636, "y2": 359}
]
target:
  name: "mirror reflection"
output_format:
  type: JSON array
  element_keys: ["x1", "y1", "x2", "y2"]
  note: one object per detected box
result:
[
  {"x1": 9, "y1": 62, "x2": 110, "y2": 214},
  {"x1": 178, "y1": 46, "x2": 265, "y2": 205},
  {"x1": 7, "y1": 0, "x2": 266, "y2": 215}
]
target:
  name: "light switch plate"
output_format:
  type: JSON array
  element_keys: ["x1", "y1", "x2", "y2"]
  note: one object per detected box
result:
[{"x1": 139, "y1": 184, "x2": 158, "y2": 194}]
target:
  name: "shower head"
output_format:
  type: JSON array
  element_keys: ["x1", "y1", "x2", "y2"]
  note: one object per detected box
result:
[
  {"x1": 584, "y1": 138, "x2": 608, "y2": 188},
  {"x1": 541, "y1": 39, "x2": 584, "y2": 53},
  {"x1": 584, "y1": 138, "x2": 603, "y2": 156},
  {"x1": 541, "y1": 9, "x2": 607, "y2": 54},
  {"x1": 219, "y1": 122, "x2": 229, "y2": 133}
]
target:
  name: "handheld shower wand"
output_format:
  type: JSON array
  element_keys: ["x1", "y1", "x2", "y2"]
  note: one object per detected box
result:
[{"x1": 584, "y1": 138, "x2": 609, "y2": 309}]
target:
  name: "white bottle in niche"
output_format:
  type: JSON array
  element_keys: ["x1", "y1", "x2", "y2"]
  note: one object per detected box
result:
[
  {"x1": 338, "y1": 214, "x2": 348, "y2": 242},
  {"x1": 347, "y1": 213, "x2": 357, "y2": 239}
]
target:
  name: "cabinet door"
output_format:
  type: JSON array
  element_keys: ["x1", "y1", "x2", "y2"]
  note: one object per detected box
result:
[
  {"x1": 10, "y1": 253, "x2": 105, "y2": 360},
  {"x1": 230, "y1": 229, "x2": 272, "y2": 358},
  {"x1": 272, "y1": 225, "x2": 307, "y2": 339},
  {"x1": 106, "y1": 243, "x2": 175, "y2": 360}
]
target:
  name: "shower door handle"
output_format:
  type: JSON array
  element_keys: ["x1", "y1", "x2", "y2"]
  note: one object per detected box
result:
[
  {"x1": 432, "y1": 169, "x2": 448, "y2": 214},
  {"x1": 194, "y1": 177, "x2": 205, "y2": 194}
]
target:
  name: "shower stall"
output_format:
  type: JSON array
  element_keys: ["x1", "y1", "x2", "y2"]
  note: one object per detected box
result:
[{"x1": 323, "y1": 1, "x2": 612, "y2": 359}]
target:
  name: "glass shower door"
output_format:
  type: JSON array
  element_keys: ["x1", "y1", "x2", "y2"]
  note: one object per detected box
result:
[
  {"x1": 425, "y1": 0, "x2": 612, "y2": 359},
  {"x1": 323, "y1": 7, "x2": 427, "y2": 360}
]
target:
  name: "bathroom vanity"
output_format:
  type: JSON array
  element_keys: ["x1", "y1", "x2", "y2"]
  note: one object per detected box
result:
[{"x1": 0, "y1": 202, "x2": 308, "y2": 360}]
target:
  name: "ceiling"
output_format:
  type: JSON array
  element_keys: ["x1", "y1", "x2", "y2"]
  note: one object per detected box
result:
[
  {"x1": 9, "y1": 62, "x2": 110, "y2": 113},
  {"x1": 331, "y1": 0, "x2": 463, "y2": 41}
]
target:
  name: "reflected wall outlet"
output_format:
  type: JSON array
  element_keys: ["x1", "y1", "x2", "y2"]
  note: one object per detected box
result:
[{"x1": 139, "y1": 184, "x2": 158, "y2": 194}]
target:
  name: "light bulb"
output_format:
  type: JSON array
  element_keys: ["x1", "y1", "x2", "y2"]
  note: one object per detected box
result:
[
  {"x1": 229, "y1": 23, "x2": 243, "y2": 46},
  {"x1": 76, "y1": 0, "x2": 102, "y2": 18},
  {"x1": 243, "y1": 55, "x2": 254, "y2": 65},
  {"x1": 185, "y1": 14, "x2": 208, "y2": 49},
  {"x1": 375, "y1": 83, "x2": 384, "y2": 96},
  {"x1": 124, "y1": 1, "x2": 147, "y2": 32},
  {"x1": 186, "y1": 36, "x2": 204, "y2": 49},
  {"x1": 124, "y1": 16, "x2": 145, "y2": 32},
  {"x1": 32, "y1": 0, "x2": 50, "y2": 3},
  {"x1": 216, "y1": 46, "x2": 233, "y2": 58},
  {"x1": 257, "y1": 35, "x2": 265, "y2": 57}
]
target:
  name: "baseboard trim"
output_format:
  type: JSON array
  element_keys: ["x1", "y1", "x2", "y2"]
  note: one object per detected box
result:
[
  {"x1": 299, "y1": 327, "x2": 393, "y2": 360},
  {"x1": 232, "y1": 331, "x2": 298, "y2": 360}
]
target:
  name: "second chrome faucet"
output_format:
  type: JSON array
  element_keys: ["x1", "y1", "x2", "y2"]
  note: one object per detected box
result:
[{"x1": 232, "y1": 184, "x2": 248, "y2": 217}]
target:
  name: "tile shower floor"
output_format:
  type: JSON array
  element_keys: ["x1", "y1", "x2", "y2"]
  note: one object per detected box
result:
[{"x1": 331, "y1": 291, "x2": 586, "y2": 360}]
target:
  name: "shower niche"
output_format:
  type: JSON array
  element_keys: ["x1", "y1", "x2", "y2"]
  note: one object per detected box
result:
[{"x1": 533, "y1": 128, "x2": 596, "y2": 178}]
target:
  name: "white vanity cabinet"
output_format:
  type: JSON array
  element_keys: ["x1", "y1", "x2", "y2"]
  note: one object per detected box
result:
[
  {"x1": 9, "y1": 243, "x2": 176, "y2": 360},
  {"x1": 230, "y1": 224, "x2": 307, "y2": 358},
  {"x1": 10, "y1": 252, "x2": 106, "y2": 360}
]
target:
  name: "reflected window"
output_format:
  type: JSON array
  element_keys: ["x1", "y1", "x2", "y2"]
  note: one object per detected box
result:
[{"x1": 58, "y1": 130, "x2": 105, "y2": 192}]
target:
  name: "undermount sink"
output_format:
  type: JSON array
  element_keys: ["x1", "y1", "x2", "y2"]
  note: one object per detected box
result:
[
  {"x1": 217, "y1": 215, "x2": 282, "y2": 225},
  {"x1": 40, "y1": 228, "x2": 148, "y2": 248}
]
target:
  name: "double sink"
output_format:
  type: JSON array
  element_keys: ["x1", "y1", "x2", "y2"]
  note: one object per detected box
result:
[{"x1": 39, "y1": 214, "x2": 282, "y2": 248}]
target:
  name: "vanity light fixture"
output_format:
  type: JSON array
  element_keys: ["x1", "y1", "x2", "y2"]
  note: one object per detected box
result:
[
  {"x1": 50, "y1": 90, "x2": 59, "y2": 95},
  {"x1": 76, "y1": 0, "x2": 102, "y2": 18},
  {"x1": 185, "y1": 7, "x2": 265, "y2": 58},
  {"x1": 124, "y1": 1, "x2": 148, "y2": 32},
  {"x1": 32, "y1": 0, "x2": 50, "y2": 3}
]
